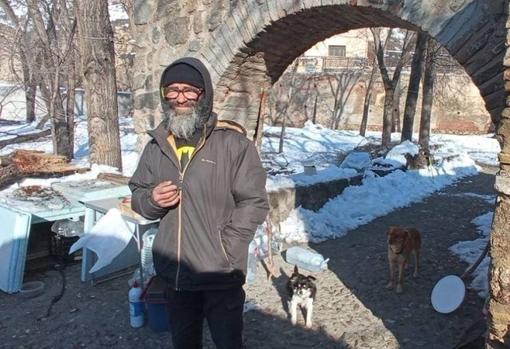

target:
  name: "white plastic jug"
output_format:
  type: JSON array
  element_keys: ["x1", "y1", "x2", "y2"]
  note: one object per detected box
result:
[
  {"x1": 141, "y1": 227, "x2": 157, "y2": 278},
  {"x1": 285, "y1": 246, "x2": 329, "y2": 273},
  {"x1": 246, "y1": 240, "x2": 258, "y2": 284}
]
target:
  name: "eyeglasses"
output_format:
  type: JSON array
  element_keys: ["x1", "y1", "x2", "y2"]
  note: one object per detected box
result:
[{"x1": 165, "y1": 87, "x2": 203, "y2": 101}]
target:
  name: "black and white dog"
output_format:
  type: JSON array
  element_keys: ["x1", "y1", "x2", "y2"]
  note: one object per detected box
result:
[{"x1": 286, "y1": 265, "x2": 317, "y2": 328}]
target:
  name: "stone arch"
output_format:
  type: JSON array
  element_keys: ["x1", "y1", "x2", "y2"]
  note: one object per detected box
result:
[
  {"x1": 196, "y1": 0, "x2": 506, "y2": 138},
  {"x1": 133, "y1": 0, "x2": 510, "y2": 345}
]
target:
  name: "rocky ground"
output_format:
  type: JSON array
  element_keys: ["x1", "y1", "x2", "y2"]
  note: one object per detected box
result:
[{"x1": 0, "y1": 166, "x2": 496, "y2": 349}]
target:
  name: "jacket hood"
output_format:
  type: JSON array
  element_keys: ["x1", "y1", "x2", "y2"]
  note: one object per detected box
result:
[{"x1": 159, "y1": 57, "x2": 214, "y2": 120}]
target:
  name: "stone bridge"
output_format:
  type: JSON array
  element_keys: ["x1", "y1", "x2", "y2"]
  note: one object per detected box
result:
[{"x1": 131, "y1": 0, "x2": 510, "y2": 346}]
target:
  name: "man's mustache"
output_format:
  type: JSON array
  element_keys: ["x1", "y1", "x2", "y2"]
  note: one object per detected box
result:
[{"x1": 169, "y1": 101, "x2": 196, "y2": 109}]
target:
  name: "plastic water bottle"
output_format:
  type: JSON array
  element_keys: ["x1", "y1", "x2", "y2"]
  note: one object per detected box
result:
[
  {"x1": 129, "y1": 282, "x2": 144, "y2": 328},
  {"x1": 285, "y1": 246, "x2": 329, "y2": 273},
  {"x1": 246, "y1": 240, "x2": 258, "y2": 284},
  {"x1": 141, "y1": 228, "x2": 157, "y2": 279}
]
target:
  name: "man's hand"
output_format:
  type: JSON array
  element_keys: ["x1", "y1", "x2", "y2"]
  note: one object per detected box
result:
[{"x1": 151, "y1": 181, "x2": 180, "y2": 208}]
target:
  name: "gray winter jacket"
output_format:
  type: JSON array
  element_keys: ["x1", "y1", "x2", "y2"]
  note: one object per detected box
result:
[{"x1": 129, "y1": 57, "x2": 269, "y2": 290}]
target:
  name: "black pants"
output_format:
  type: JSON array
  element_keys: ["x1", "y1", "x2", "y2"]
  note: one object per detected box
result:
[{"x1": 166, "y1": 286, "x2": 245, "y2": 349}]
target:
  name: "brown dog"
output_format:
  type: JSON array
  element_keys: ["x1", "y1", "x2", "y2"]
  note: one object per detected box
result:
[{"x1": 386, "y1": 226, "x2": 422, "y2": 293}]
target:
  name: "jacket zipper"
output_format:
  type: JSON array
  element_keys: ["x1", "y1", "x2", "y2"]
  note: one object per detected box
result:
[
  {"x1": 218, "y1": 229, "x2": 231, "y2": 266},
  {"x1": 173, "y1": 127, "x2": 208, "y2": 290}
]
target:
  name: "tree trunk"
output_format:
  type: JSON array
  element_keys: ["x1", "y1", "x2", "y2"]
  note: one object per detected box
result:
[
  {"x1": 419, "y1": 39, "x2": 436, "y2": 150},
  {"x1": 27, "y1": 0, "x2": 73, "y2": 158},
  {"x1": 402, "y1": 31, "x2": 428, "y2": 142},
  {"x1": 253, "y1": 88, "x2": 267, "y2": 151},
  {"x1": 19, "y1": 50, "x2": 36, "y2": 123},
  {"x1": 0, "y1": 0, "x2": 38, "y2": 124},
  {"x1": 50, "y1": 64, "x2": 72, "y2": 159},
  {"x1": 278, "y1": 112, "x2": 287, "y2": 154},
  {"x1": 25, "y1": 83, "x2": 37, "y2": 123},
  {"x1": 312, "y1": 92, "x2": 318, "y2": 124},
  {"x1": 330, "y1": 93, "x2": 338, "y2": 129},
  {"x1": 328, "y1": 76, "x2": 340, "y2": 129},
  {"x1": 38, "y1": 81, "x2": 52, "y2": 120},
  {"x1": 360, "y1": 64, "x2": 377, "y2": 137},
  {"x1": 391, "y1": 79, "x2": 401, "y2": 133},
  {"x1": 66, "y1": 56, "x2": 76, "y2": 159},
  {"x1": 382, "y1": 88, "x2": 394, "y2": 147},
  {"x1": 487, "y1": 194, "x2": 510, "y2": 348},
  {"x1": 25, "y1": 49, "x2": 44, "y2": 125},
  {"x1": 334, "y1": 103, "x2": 345, "y2": 130},
  {"x1": 75, "y1": 0, "x2": 122, "y2": 171},
  {"x1": 360, "y1": 90, "x2": 372, "y2": 137},
  {"x1": 371, "y1": 28, "x2": 414, "y2": 147}
]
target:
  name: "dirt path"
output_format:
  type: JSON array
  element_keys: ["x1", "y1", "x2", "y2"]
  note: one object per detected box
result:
[{"x1": 0, "y1": 167, "x2": 496, "y2": 348}]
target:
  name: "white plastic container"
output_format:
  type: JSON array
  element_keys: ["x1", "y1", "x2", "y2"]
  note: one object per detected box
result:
[
  {"x1": 141, "y1": 228, "x2": 157, "y2": 279},
  {"x1": 246, "y1": 240, "x2": 258, "y2": 284},
  {"x1": 129, "y1": 282, "x2": 144, "y2": 328},
  {"x1": 303, "y1": 165, "x2": 317, "y2": 176},
  {"x1": 285, "y1": 246, "x2": 329, "y2": 273}
]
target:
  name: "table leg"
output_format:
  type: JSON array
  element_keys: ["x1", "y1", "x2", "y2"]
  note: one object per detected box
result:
[
  {"x1": 81, "y1": 207, "x2": 95, "y2": 283},
  {"x1": 135, "y1": 225, "x2": 144, "y2": 287}
]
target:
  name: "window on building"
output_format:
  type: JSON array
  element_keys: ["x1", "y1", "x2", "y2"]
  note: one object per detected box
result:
[{"x1": 328, "y1": 45, "x2": 346, "y2": 57}]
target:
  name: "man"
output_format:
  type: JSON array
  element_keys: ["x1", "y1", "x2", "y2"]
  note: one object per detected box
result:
[{"x1": 129, "y1": 57, "x2": 269, "y2": 349}]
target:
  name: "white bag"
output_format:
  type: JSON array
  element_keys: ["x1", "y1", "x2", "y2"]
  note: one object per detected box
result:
[{"x1": 69, "y1": 208, "x2": 135, "y2": 273}]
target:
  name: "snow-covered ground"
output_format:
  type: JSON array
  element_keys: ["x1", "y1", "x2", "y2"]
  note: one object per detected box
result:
[
  {"x1": 450, "y1": 211, "x2": 494, "y2": 298},
  {"x1": 0, "y1": 116, "x2": 500, "y2": 297}
]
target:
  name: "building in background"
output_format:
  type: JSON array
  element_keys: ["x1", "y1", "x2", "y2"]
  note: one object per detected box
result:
[{"x1": 275, "y1": 29, "x2": 492, "y2": 134}]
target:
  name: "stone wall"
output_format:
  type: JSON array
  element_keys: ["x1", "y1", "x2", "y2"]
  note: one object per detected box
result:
[
  {"x1": 130, "y1": 1, "x2": 510, "y2": 345},
  {"x1": 487, "y1": 1, "x2": 510, "y2": 346},
  {"x1": 132, "y1": 0, "x2": 507, "y2": 150},
  {"x1": 267, "y1": 175, "x2": 363, "y2": 225}
]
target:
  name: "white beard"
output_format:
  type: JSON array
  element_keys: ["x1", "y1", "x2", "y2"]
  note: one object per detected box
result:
[
  {"x1": 164, "y1": 99, "x2": 209, "y2": 140},
  {"x1": 166, "y1": 108, "x2": 199, "y2": 140}
]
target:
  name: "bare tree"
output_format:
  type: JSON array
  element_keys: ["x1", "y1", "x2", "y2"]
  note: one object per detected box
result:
[
  {"x1": 359, "y1": 61, "x2": 377, "y2": 137},
  {"x1": 118, "y1": 0, "x2": 136, "y2": 36},
  {"x1": 391, "y1": 78, "x2": 404, "y2": 132},
  {"x1": 370, "y1": 28, "x2": 414, "y2": 146},
  {"x1": 311, "y1": 82, "x2": 319, "y2": 124},
  {"x1": 75, "y1": 0, "x2": 122, "y2": 170},
  {"x1": 0, "y1": 84, "x2": 21, "y2": 118},
  {"x1": 418, "y1": 37, "x2": 440, "y2": 150},
  {"x1": 401, "y1": 31, "x2": 428, "y2": 142},
  {"x1": 266, "y1": 61, "x2": 308, "y2": 153},
  {"x1": 0, "y1": 0, "x2": 40, "y2": 123},
  {"x1": 326, "y1": 59, "x2": 365, "y2": 130},
  {"x1": 26, "y1": 0, "x2": 76, "y2": 158}
]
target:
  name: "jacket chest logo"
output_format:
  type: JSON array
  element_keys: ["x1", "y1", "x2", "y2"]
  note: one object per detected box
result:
[{"x1": 201, "y1": 158, "x2": 216, "y2": 165}]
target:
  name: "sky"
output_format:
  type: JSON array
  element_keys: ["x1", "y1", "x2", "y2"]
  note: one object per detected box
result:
[{"x1": 0, "y1": 115, "x2": 499, "y2": 298}]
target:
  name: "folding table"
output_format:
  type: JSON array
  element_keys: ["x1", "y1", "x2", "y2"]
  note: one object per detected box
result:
[
  {"x1": 80, "y1": 197, "x2": 158, "y2": 286},
  {"x1": 0, "y1": 180, "x2": 131, "y2": 293}
]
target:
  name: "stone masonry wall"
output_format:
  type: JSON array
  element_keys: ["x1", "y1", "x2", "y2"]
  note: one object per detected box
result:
[
  {"x1": 132, "y1": 0, "x2": 507, "y2": 150},
  {"x1": 131, "y1": 1, "x2": 510, "y2": 345},
  {"x1": 267, "y1": 175, "x2": 363, "y2": 225},
  {"x1": 487, "y1": 2, "x2": 510, "y2": 347}
]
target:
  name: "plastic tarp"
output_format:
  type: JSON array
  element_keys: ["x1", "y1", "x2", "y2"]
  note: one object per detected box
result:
[{"x1": 339, "y1": 152, "x2": 371, "y2": 171}]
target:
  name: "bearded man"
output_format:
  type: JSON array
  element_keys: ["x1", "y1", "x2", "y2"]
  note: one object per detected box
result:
[{"x1": 129, "y1": 57, "x2": 269, "y2": 349}]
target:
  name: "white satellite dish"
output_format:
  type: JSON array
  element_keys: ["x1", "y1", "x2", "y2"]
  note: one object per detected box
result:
[{"x1": 431, "y1": 275, "x2": 466, "y2": 314}]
